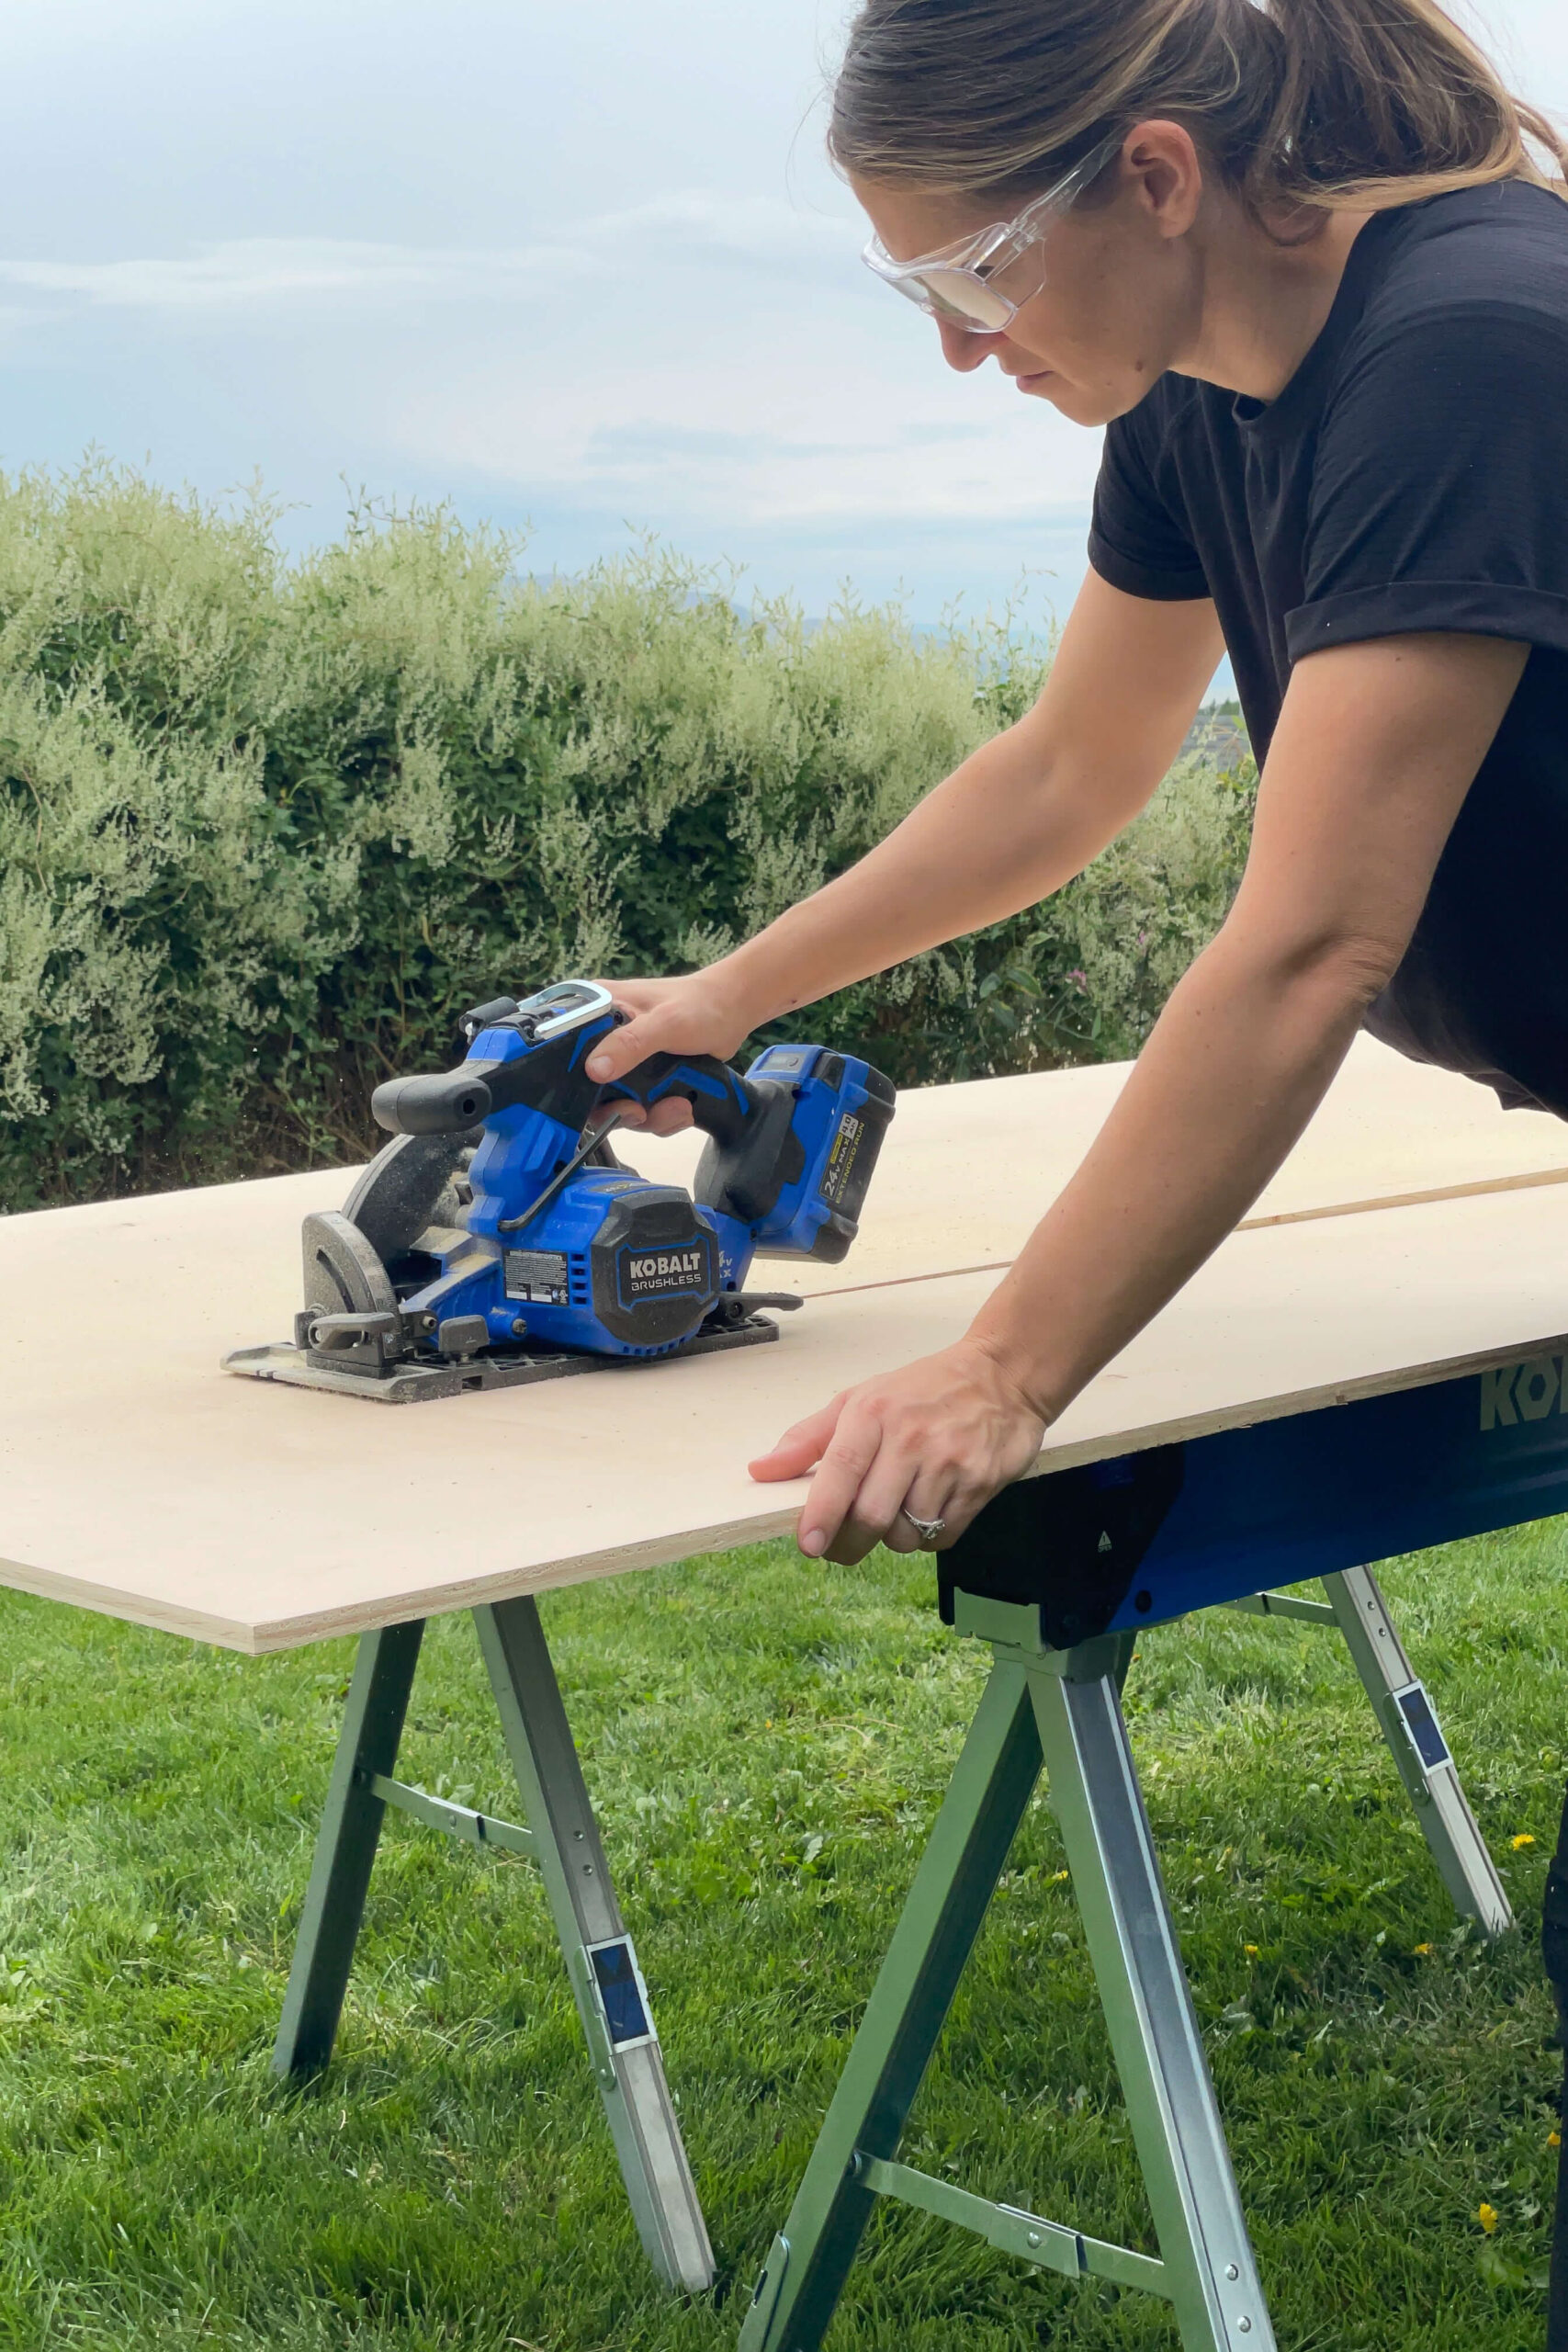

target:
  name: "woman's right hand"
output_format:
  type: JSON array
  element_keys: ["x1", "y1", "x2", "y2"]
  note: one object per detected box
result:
[{"x1": 583, "y1": 970, "x2": 766, "y2": 1135}]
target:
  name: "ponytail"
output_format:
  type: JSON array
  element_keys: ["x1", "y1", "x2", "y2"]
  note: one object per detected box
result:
[
  {"x1": 1258, "y1": 0, "x2": 1568, "y2": 213},
  {"x1": 828, "y1": 0, "x2": 1568, "y2": 224}
]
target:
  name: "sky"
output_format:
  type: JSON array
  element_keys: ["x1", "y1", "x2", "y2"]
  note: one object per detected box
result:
[{"x1": 4, "y1": 0, "x2": 1568, "y2": 638}]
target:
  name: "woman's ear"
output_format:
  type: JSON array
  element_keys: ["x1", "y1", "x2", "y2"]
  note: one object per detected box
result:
[{"x1": 1120, "y1": 119, "x2": 1206, "y2": 239}]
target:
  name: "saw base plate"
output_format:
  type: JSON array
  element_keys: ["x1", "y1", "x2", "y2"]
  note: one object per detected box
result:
[{"x1": 222, "y1": 1314, "x2": 782, "y2": 1405}]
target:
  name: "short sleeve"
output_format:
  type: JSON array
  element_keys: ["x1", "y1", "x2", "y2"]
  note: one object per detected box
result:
[
  {"x1": 1089, "y1": 404, "x2": 1213, "y2": 603},
  {"x1": 1290, "y1": 303, "x2": 1568, "y2": 661}
]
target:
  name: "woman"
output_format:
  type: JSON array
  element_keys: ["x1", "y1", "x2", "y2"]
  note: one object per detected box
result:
[
  {"x1": 595, "y1": 0, "x2": 1568, "y2": 1561},
  {"x1": 589, "y1": 0, "x2": 1568, "y2": 2312}
]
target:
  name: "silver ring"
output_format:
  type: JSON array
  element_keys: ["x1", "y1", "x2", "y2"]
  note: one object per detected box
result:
[{"x1": 900, "y1": 1508, "x2": 947, "y2": 1544}]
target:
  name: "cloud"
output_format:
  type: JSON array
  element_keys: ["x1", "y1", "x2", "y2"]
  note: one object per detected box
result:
[
  {"x1": 0, "y1": 192, "x2": 860, "y2": 316},
  {"x1": 0, "y1": 237, "x2": 597, "y2": 311},
  {"x1": 585, "y1": 190, "x2": 860, "y2": 264}
]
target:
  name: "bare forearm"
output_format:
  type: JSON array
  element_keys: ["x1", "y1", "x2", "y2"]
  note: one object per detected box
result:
[
  {"x1": 712, "y1": 724, "x2": 1140, "y2": 1028},
  {"x1": 970, "y1": 935, "x2": 1375, "y2": 1418},
  {"x1": 583, "y1": 580, "x2": 1226, "y2": 1098}
]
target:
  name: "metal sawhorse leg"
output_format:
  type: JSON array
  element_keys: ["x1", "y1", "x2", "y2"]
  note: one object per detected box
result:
[
  {"x1": 739, "y1": 1593, "x2": 1272, "y2": 2352},
  {"x1": 272, "y1": 1592, "x2": 714, "y2": 2294},
  {"x1": 1228, "y1": 1562, "x2": 1512, "y2": 1936}
]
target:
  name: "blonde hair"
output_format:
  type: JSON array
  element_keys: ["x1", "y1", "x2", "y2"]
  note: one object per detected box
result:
[{"x1": 828, "y1": 0, "x2": 1568, "y2": 223}]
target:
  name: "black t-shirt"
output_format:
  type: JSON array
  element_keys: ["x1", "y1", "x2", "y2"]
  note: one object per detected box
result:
[{"x1": 1089, "y1": 179, "x2": 1568, "y2": 1117}]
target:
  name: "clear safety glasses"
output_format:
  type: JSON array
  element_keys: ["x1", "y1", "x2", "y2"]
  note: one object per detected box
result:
[{"x1": 862, "y1": 133, "x2": 1123, "y2": 333}]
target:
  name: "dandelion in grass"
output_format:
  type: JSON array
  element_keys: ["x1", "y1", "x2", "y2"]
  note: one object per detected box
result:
[{"x1": 1478, "y1": 2203, "x2": 1499, "y2": 2234}]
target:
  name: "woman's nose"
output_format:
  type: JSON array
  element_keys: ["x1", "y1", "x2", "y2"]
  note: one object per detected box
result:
[{"x1": 936, "y1": 318, "x2": 1004, "y2": 373}]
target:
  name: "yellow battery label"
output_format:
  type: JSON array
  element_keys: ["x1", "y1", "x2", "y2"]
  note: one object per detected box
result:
[{"x1": 819, "y1": 1113, "x2": 863, "y2": 1208}]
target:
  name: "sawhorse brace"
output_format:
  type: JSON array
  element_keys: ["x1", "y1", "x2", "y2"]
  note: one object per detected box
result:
[
  {"x1": 272, "y1": 1593, "x2": 714, "y2": 2294},
  {"x1": 1227, "y1": 1564, "x2": 1511, "y2": 1938},
  {"x1": 739, "y1": 1595, "x2": 1272, "y2": 2352}
]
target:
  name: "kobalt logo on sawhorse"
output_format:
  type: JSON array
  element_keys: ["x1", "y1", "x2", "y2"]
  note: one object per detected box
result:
[{"x1": 1480, "y1": 1355, "x2": 1568, "y2": 1430}]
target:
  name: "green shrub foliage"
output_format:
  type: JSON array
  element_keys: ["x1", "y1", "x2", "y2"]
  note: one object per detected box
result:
[{"x1": 0, "y1": 462, "x2": 1257, "y2": 1210}]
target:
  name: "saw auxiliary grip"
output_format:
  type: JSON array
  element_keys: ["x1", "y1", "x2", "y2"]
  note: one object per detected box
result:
[{"x1": 371, "y1": 1067, "x2": 498, "y2": 1136}]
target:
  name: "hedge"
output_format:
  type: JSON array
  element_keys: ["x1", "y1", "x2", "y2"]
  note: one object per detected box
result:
[{"x1": 0, "y1": 462, "x2": 1257, "y2": 1212}]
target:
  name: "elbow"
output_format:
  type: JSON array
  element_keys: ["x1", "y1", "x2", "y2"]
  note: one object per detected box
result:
[
  {"x1": 1301, "y1": 930, "x2": 1405, "y2": 1013},
  {"x1": 1210, "y1": 919, "x2": 1407, "y2": 1022}
]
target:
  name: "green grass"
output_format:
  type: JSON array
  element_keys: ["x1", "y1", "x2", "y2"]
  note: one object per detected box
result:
[{"x1": 1, "y1": 1524, "x2": 1564, "y2": 2351}]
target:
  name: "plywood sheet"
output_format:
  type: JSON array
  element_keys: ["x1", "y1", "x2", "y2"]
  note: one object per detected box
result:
[
  {"x1": 1239, "y1": 1035, "x2": 1568, "y2": 1225},
  {"x1": 152, "y1": 1036, "x2": 1566, "y2": 1317},
  {"x1": 505, "y1": 1032, "x2": 1568, "y2": 1286},
  {"x1": 3, "y1": 1172, "x2": 1566, "y2": 1653}
]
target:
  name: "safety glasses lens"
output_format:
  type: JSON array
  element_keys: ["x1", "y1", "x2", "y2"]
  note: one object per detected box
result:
[{"x1": 907, "y1": 267, "x2": 1016, "y2": 333}]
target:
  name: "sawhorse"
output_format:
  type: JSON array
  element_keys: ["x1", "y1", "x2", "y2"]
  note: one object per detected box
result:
[
  {"x1": 272, "y1": 1593, "x2": 714, "y2": 2293},
  {"x1": 741, "y1": 1354, "x2": 1568, "y2": 2351},
  {"x1": 1228, "y1": 1564, "x2": 1509, "y2": 1936}
]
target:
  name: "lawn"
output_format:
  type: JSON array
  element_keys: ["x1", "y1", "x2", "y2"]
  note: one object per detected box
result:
[{"x1": 0, "y1": 1521, "x2": 1563, "y2": 2351}]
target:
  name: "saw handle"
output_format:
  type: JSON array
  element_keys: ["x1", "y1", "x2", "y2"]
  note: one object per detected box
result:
[
  {"x1": 604, "y1": 1052, "x2": 805, "y2": 1227},
  {"x1": 597, "y1": 1052, "x2": 767, "y2": 1147},
  {"x1": 370, "y1": 1051, "x2": 767, "y2": 1142}
]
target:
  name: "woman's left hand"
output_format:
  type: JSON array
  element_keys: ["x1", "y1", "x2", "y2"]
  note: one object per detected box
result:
[{"x1": 748, "y1": 1339, "x2": 1049, "y2": 1565}]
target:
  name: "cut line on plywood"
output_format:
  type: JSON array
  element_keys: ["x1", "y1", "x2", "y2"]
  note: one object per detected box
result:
[
  {"x1": 807, "y1": 1162, "x2": 1568, "y2": 1301},
  {"x1": 1237, "y1": 1161, "x2": 1568, "y2": 1230}
]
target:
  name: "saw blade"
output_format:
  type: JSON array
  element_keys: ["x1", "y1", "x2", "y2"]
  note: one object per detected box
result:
[{"x1": 342, "y1": 1131, "x2": 468, "y2": 1262}]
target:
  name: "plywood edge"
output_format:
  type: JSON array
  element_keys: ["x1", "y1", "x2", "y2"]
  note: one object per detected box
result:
[
  {"x1": 235, "y1": 1320, "x2": 1568, "y2": 1643},
  {"x1": 0, "y1": 1553, "x2": 266, "y2": 1656},
  {"x1": 7, "y1": 1502, "x2": 807, "y2": 1655},
  {"x1": 1028, "y1": 1325, "x2": 1568, "y2": 1478},
  {"x1": 15, "y1": 1322, "x2": 1568, "y2": 1656},
  {"x1": 134, "y1": 1321, "x2": 1568, "y2": 1651},
  {"x1": 240, "y1": 1502, "x2": 808, "y2": 1647}
]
